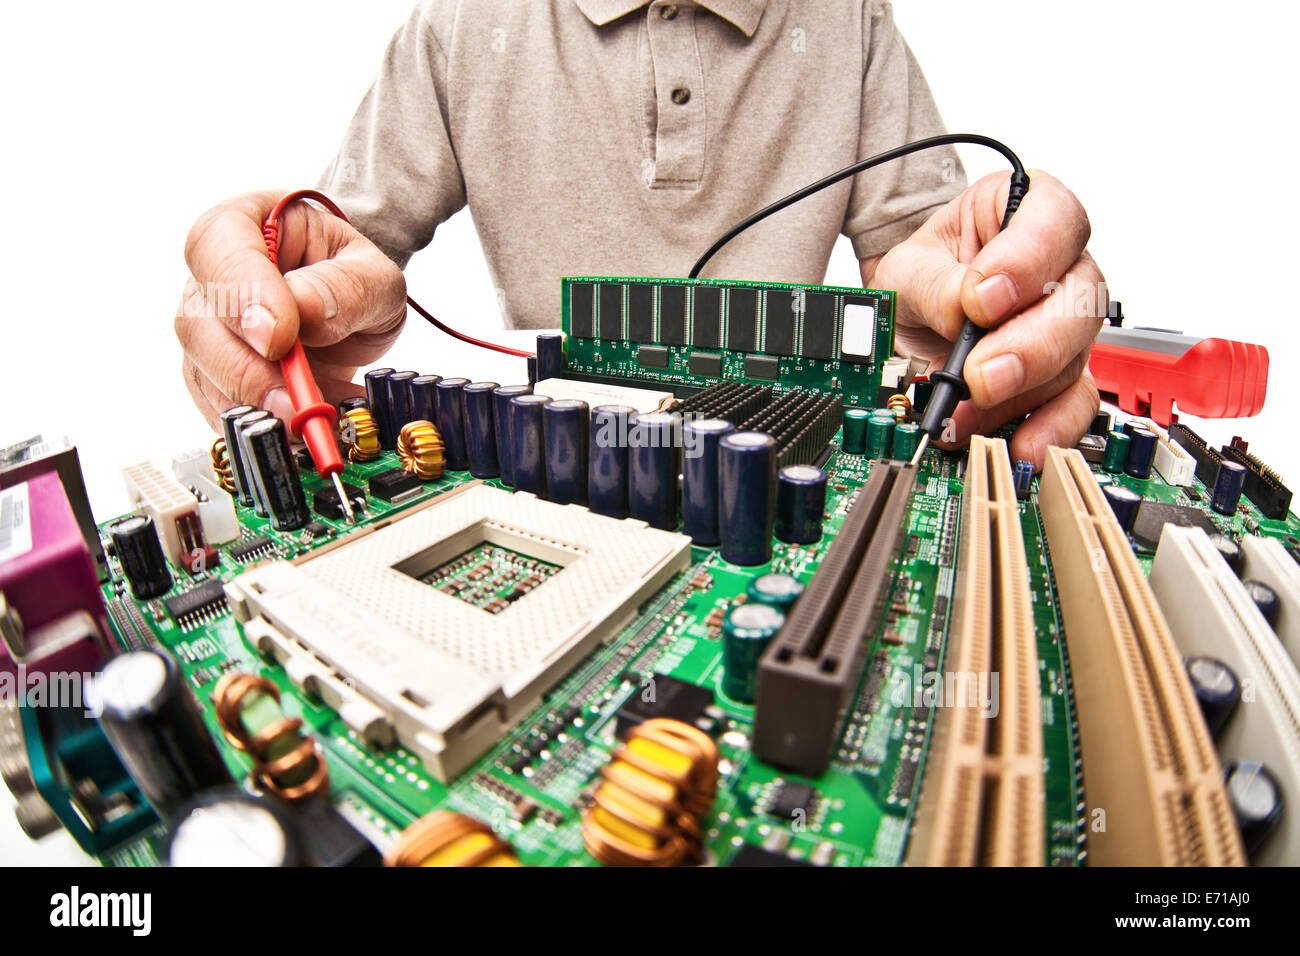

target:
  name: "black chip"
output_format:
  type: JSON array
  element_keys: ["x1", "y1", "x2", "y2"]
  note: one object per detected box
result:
[
  {"x1": 691, "y1": 286, "x2": 722, "y2": 348},
  {"x1": 163, "y1": 579, "x2": 227, "y2": 622},
  {"x1": 616, "y1": 674, "x2": 713, "y2": 736},
  {"x1": 627, "y1": 284, "x2": 655, "y2": 342},
  {"x1": 1183, "y1": 486, "x2": 1203, "y2": 502},
  {"x1": 569, "y1": 282, "x2": 594, "y2": 337},
  {"x1": 368, "y1": 467, "x2": 421, "y2": 502},
  {"x1": 689, "y1": 352, "x2": 723, "y2": 378},
  {"x1": 637, "y1": 345, "x2": 669, "y2": 369},
  {"x1": 744, "y1": 354, "x2": 780, "y2": 381},
  {"x1": 295, "y1": 448, "x2": 315, "y2": 471},
  {"x1": 304, "y1": 521, "x2": 331, "y2": 537},
  {"x1": 726, "y1": 287, "x2": 758, "y2": 352},
  {"x1": 1132, "y1": 501, "x2": 1215, "y2": 550},
  {"x1": 892, "y1": 757, "x2": 919, "y2": 799},
  {"x1": 764, "y1": 291, "x2": 796, "y2": 355},
  {"x1": 1076, "y1": 434, "x2": 1106, "y2": 464},
  {"x1": 659, "y1": 285, "x2": 687, "y2": 345},
  {"x1": 801, "y1": 292, "x2": 836, "y2": 359},
  {"x1": 229, "y1": 535, "x2": 273, "y2": 561},
  {"x1": 769, "y1": 781, "x2": 817, "y2": 821},
  {"x1": 729, "y1": 844, "x2": 814, "y2": 868},
  {"x1": 598, "y1": 283, "x2": 624, "y2": 340},
  {"x1": 314, "y1": 481, "x2": 366, "y2": 521}
]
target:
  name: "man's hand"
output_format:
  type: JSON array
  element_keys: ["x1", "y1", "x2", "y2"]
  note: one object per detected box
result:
[
  {"x1": 864, "y1": 170, "x2": 1105, "y2": 469},
  {"x1": 176, "y1": 189, "x2": 407, "y2": 431}
]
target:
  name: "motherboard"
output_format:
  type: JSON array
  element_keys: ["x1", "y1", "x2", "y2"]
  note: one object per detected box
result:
[{"x1": 3, "y1": 275, "x2": 1297, "y2": 868}]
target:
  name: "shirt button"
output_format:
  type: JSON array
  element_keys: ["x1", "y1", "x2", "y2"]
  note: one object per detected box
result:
[
  {"x1": 671, "y1": 87, "x2": 691, "y2": 105},
  {"x1": 660, "y1": 5, "x2": 678, "y2": 20}
]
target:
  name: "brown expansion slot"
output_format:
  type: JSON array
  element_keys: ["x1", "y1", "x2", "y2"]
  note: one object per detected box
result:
[
  {"x1": 907, "y1": 437, "x2": 1044, "y2": 866},
  {"x1": 752, "y1": 461, "x2": 917, "y2": 776},
  {"x1": 1036, "y1": 446, "x2": 1244, "y2": 866}
]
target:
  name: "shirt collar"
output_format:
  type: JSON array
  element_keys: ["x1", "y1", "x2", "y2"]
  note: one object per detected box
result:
[{"x1": 573, "y1": 0, "x2": 767, "y2": 37}]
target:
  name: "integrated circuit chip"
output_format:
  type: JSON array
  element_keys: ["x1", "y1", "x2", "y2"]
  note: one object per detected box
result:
[
  {"x1": 658, "y1": 284, "x2": 687, "y2": 345},
  {"x1": 1132, "y1": 501, "x2": 1216, "y2": 550},
  {"x1": 691, "y1": 286, "x2": 722, "y2": 348},
  {"x1": 769, "y1": 780, "x2": 818, "y2": 821},
  {"x1": 689, "y1": 352, "x2": 723, "y2": 378},
  {"x1": 163, "y1": 579, "x2": 228, "y2": 631},
  {"x1": 627, "y1": 283, "x2": 655, "y2": 343},
  {"x1": 616, "y1": 673, "x2": 714, "y2": 736}
]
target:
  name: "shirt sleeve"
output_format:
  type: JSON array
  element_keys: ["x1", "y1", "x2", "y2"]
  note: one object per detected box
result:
[
  {"x1": 842, "y1": 0, "x2": 967, "y2": 260},
  {"x1": 317, "y1": 2, "x2": 466, "y2": 268}
]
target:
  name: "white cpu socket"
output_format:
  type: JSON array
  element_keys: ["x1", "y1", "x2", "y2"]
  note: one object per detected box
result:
[{"x1": 225, "y1": 483, "x2": 691, "y2": 781}]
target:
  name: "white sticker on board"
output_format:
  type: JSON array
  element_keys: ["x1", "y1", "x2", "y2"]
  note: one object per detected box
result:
[
  {"x1": 841, "y1": 302, "x2": 876, "y2": 360},
  {"x1": 0, "y1": 483, "x2": 33, "y2": 564}
]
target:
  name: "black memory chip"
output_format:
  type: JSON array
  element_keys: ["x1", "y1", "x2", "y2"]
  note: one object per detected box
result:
[
  {"x1": 745, "y1": 354, "x2": 780, "y2": 381},
  {"x1": 691, "y1": 286, "x2": 722, "y2": 348},
  {"x1": 659, "y1": 284, "x2": 687, "y2": 345},
  {"x1": 689, "y1": 352, "x2": 723, "y2": 378},
  {"x1": 163, "y1": 579, "x2": 227, "y2": 622},
  {"x1": 726, "y1": 287, "x2": 758, "y2": 351},
  {"x1": 368, "y1": 467, "x2": 421, "y2": 502},
  {"x1": 568, "y1": 282, "x2": 594, "y2": 337},
  {"x1": 729, "y1": 844, "x2": 814, "y2": 868},
  {"x1": 769, "y1": 781, "x2": 817, "y2": 820},
  {"x1": 627, "y1": 284, "x2": 655, "y2": 342},
  {"x1": 801, "y1": 292, "x2": 836, "y2": 360},
  {"x1": 616, "y1": 674, "x2": 713, "y2": 736},
  {"x1": 1132, "y1": 501, "x2": 1215, "y2": 550},
  {"x1": 637, "y1": 345, "x2": 669, "y2": 369},
  {"x1": 598, "y1": 283, "x2": 624, "y2": 340},
  {"x1": 764, "y1": 291, "x2": 796, "y2": 355}
]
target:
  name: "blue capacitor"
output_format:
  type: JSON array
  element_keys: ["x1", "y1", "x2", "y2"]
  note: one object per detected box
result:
[
  {"x1": 775, "y1": 464, "x2": 827, "y2": 545},
  {"x1": 220, "y1": 404, "x2": 257, "y2": 507},
  {"x1": 1211, "y1": 460, "x2": 1247, "y2": 515},
  {"x1": 543, "y1": 399, "x2": 589, "y2": 505},
  {"x1": 536, "y1": 332, "x2": 565, "y2": 383},
  {"x1": 1125, "y1": 426, "x2": 1157, "y2": 479},
  {"x1": 1103, "y1": 483, "x2": 1142, "y2": 532},
  {"x1": 510, "y1": 394, "x2": 551, "y2": 496},
  {"x1": 408, "y1": 374, "x2": 440, "y2": 426},
  {"x1": 364, "y1": 367, "x2": 397, "y2": 449},
  {"x1": 718, "y1": 431, "x2": 777, "y2": 566},
  {"x1": 1224, "y1": 760, "x2": 1284, "y2": 858},
  {"x1": 234, "y1": 409, "x2": 274, "y2": 516},
  {"x1": 492, "y1": 385, "x2": 532, "y2": 486},
  {"x1": 386, "y1": 371, "x2": 418, "y2": 433},
  {"x1": 628, "y1": 411, "x2": 681, "y2": 530},
  {"x1": 681, "y1": 418, "x2": 734, "y2": 545},
  {"x1": 1185, "y1": 655, "x2": 1240, "y2": 738},
  {"x1": 589, "y1": 404, "x2": 634, "y2": 518},
  {"x1": 435, "y1": 378, "x2": 471, "y2": 471},
  {"x1": 527, "y1": 354, "x2": 538, "y2": 384},
  {"x1": 462, "y1": 382, "x2": 500, "y2": 479}
]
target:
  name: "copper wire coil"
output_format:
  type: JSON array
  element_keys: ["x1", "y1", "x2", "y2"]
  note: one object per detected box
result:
[
  {"x1": 385, "y1": 810, "x2": 517, "y2": 867},
  {"x1": 341, "y1": 406, "x2": 381, "y2": 463},
  {"x1": 212, "y1": 672, "x2": 331, "y2": 802},
  {"x1": 210, "y1": 438, "x2": 236, "y2": 494},
  {"x1": 397, "y1": 420, "x2": 446, "y2": 481},
  {"x1": 886, "y1": 392, "x2": 912, "y2": 421}
]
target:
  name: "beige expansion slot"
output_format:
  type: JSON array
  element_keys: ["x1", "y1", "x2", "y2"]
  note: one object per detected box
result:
[
  {"x1": 1036, "y1": 445, "x2": 1244, "y2": 865},
  {"x1": 907, "y1": 436, "x2": 1044, "y2": 866}
]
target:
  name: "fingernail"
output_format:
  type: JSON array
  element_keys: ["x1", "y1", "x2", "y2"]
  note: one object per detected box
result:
[
  {"x1": 292, "y1": 271, "x2": 338, "y2": 320},
  {"x1": 240, "y1": 304, "x2": 277, "y2": 358},
  {"x1": 264, "y1": 387, "x2": 294, "y2": 423},
  {"x1": 974, "y1": 273, "x2": 1018, "y2": 321},
  {"x1": 976, "y1": 352, "x2": 1024, "y2": 404}
]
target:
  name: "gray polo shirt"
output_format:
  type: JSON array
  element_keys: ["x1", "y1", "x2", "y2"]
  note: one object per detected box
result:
[{"x1": 320, "y1": 0, "x2": 966, "y2": 329}]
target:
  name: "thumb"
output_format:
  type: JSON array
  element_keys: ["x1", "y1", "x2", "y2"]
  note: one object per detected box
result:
[{"x1": 283, "y1": 229, "x2": 407, "y2": 349}]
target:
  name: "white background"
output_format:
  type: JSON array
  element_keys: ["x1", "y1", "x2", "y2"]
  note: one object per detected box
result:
[{"x1": 1, "y1": 1, "x2": 1297, "y2": 864}]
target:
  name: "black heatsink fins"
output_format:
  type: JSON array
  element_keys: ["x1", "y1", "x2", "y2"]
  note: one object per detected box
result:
[{"x1": 739, "y1": 391, "x2": 843, "y2": 468}]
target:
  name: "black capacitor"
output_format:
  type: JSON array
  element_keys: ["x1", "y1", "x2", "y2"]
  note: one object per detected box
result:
[
  {"x1": 91, "y1": 649, "x2": 233, "y2": 817},
  {"x1": 775, "y1": 464, "x2": 828, "y2": 545},
  {"x1": 1125, "y1": 426, "x2": 1158, "y2": 479},
  {"x1": 1241, "y1": 579, "x2": 1281, "y2": 628},
  {"x1": 588, "y1": 404, "x2": 634, "y2": 519},
  {"x1": 219, "y1": 404, "x2": 258, "y2": 506},
  {"x1": 337, "y1": 395, "x2": 369, "y2": 416},
  {"x1": 1223, "y1": 760, "x2": 1284, "y2": 858},
  {"x1": 1103, "y1": 483, "x2": 1142, "y2": 533},
  {"x1": 244, "y1": 418, "x2": 310, "y2": 531},
  {"x1": 462, "y1": 382, "x2": 501, "y2": 478},
  {"x1": 364, "y1": 367, "x2": 397, "y2": 449},
  {"x1": 1208, "y1": 533, "x2": 1245, "y2": 576},
  {"x1": 527, "y1": 354, "x2": 538, "y2": 384},
  {"x1": 628, "y1": 411, "x2": 681, "y2": 531},
  {"x1": 1185, "y1": 655, "x2": 1241, "y2": 738},
  {"x1": 164, "y1": 787, "x2": 301, "y2": 867},
  {"x1": 409, "y1": 374, "x2": 440, "y2": 426},
  {"x1": 386, "y1": 371, "x2": 418, "y2": 433},
  {"x1": 1089, "y1": 410, "x2": 1113, "y2": 437},
  {"x1": 435, "y1": 378, "x2": 471, "y2": 470},
  {"x1": 718, "y1": 431, "x2": 777, "y2": 566},
  {"x1": 492, "y1": 385, "x2": 532, "y2": 486},
  {"x1": 1212, "y1": 460, "x2": 1247, "y2": 515},
  {"x1": 109, "y1": 515, "x2": 172, "y2": 600},
  {"x1": 681, "y1": 418, "x2": 734, "y2": 545},
  {"x1": 544, "y1": 399, "x2": 589, "y2": 505},
  {"x1": 536, "y1": 332, "x2": 564, "y2": 382},
  {"x1": 235, "y1": 409, "x2": 274, "y2": 516},
  {"x1": 510, "y1": 394, "x2": 551, "y2": 496}
]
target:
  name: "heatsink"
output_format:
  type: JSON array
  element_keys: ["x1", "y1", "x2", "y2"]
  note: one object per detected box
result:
[{"x1": 225, "y1": 483, "x2": 691, "y2": 781}]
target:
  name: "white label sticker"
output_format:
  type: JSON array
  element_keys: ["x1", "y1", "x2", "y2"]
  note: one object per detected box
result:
[
  {"x1": 841, "y1": 303, "x2": 876, "y2": 359},
  {"x1": 0, "y1": 483, "x2": 33, "y2": 564}
]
